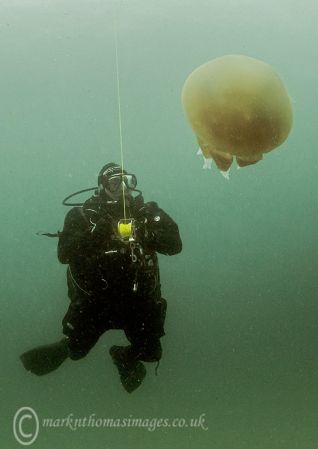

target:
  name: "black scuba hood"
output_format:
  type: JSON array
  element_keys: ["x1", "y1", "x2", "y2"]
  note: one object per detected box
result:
[{"x1": 98, "y1": 162, "x2": 126, "y2": 190}]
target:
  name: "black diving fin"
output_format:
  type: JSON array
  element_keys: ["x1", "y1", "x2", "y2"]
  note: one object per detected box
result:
[{"x1": 20, "y1": 338, "x2": 69, "y2": 376}]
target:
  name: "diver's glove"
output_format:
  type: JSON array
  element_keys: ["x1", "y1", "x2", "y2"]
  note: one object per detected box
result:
[
  {"x1": 136, "y1": 202, "x2": 161, "y2": 248},
  {"x1": 137, "y1": 201, "x2": 159, "y2": 221},
  {"x1": 137, "y1": 202, "x2": 182, "y2": 255}
]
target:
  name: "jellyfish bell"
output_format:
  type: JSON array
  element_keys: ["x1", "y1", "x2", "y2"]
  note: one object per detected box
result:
[{"x1": 181, "y1": 54, "x2": 293, "y2": 174}]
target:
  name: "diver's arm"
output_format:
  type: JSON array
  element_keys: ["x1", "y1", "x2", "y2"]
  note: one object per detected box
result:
[
  {"x1": 139, "y1": 202, "x2": 182, "y2": 256},
  {"x1": 58, "y1": 208, "x2": 113, "y2": 264},
  {"x1": 57, "y1": 208, "x2": 91, "y2": 264}
]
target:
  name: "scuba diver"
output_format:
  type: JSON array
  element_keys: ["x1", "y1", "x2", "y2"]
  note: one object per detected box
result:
[{"x1": 20, "y1": 162, "x2": 182, "y2": 393}]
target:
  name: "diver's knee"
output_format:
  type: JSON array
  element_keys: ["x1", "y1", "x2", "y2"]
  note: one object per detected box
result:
[
  {"x1": 137, "y1": 339, "x2": 162, "y2": 362},
  {"x1": 65, "y1": 337, "x2": 91, "y2": 361},
  {"x1": 68, "y1": 348, "x2": 89, "y2": 361}
]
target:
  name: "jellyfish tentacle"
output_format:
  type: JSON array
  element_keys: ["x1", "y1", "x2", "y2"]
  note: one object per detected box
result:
[
  {"x1": 197, "y1": 147, "x2": 213, "y2": 169},
  {"x1": 220, "y1": 170, "x2": 230, "y2": 180}
]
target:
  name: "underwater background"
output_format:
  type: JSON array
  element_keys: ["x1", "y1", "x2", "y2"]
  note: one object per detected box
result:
[{"x1": 1, "y1": 0, "x2": 318, "y2": 448}]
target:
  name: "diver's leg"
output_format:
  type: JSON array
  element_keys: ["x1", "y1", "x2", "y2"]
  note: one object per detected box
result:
[
  {"x1": 20, "y1": 293, "x2": 98, "y2": 375},
  {"x1": 125, "y1": 296, "x2": 167, "y2": 362},
  {"x1": 62, "y1": 295, "x2": 105, "y2": 360},
  {"x1": 20, "y1": 296, "x2": 103, "y2": 375},
  {"x1": 109, "y1": 297, "x2": 167, "y2": 392}
]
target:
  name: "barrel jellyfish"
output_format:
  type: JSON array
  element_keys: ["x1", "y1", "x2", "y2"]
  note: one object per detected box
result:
[{"x1": 181, "y1": 55, "x2": 293, "y2": 176}]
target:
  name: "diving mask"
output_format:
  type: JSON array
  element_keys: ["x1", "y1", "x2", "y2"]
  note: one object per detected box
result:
[{"x1": 107, "y1": 173, "x2": 137, "y2": 193}]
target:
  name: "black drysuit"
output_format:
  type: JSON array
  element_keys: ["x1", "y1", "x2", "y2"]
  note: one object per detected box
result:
[{"x1": 58, "y1": 194, "x2": 182, "y2": 362}]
